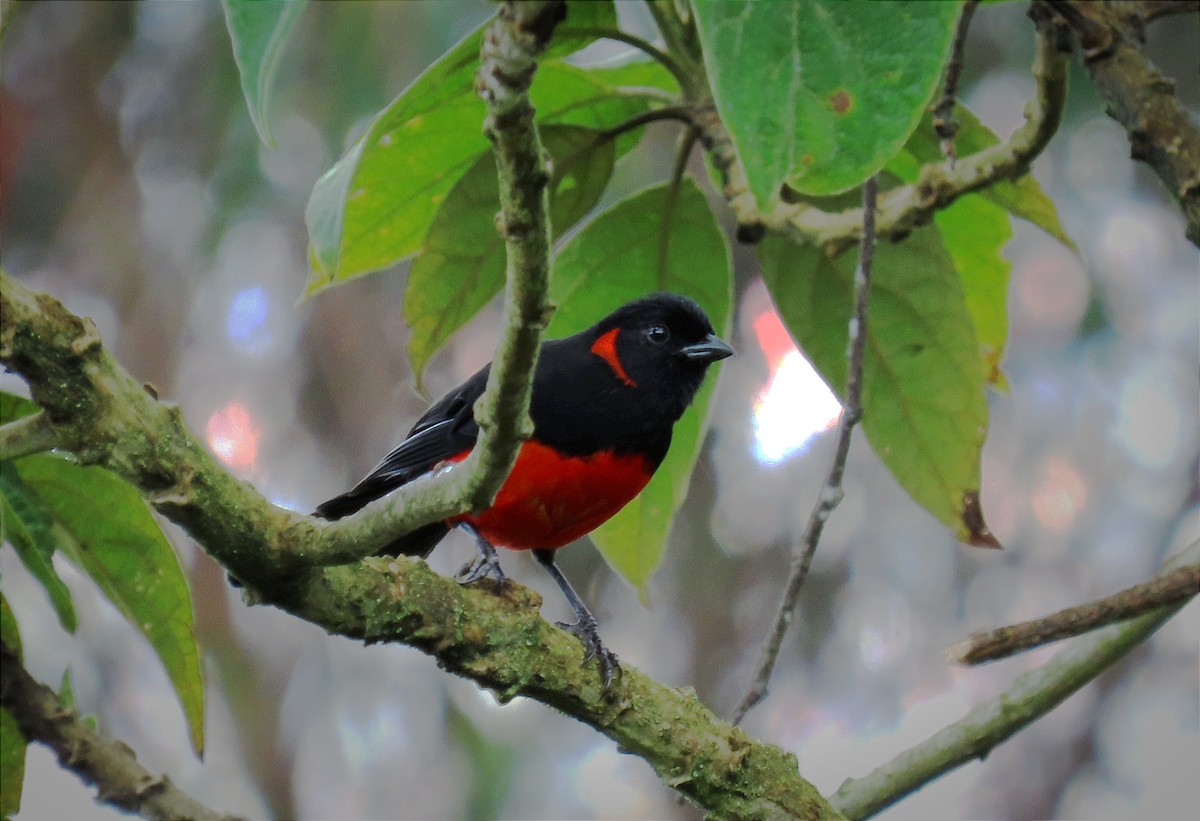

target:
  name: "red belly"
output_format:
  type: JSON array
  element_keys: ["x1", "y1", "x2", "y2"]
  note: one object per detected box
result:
[{"x1": 446, "y1": 440, "x2": 652, "y2": 550}]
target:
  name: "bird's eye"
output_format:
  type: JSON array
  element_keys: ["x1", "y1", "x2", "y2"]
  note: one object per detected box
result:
[{"x1": 646, "y1": 324, "x2": 670, "y2": 344}]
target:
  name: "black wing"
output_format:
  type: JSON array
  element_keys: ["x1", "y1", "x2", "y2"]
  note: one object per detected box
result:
[{"x1": 313, "y1": 364, "x2": 489, "y2": 523}]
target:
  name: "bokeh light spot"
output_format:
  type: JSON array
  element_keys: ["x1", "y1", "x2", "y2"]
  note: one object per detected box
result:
[
  {"x1": 1115, "y1": 369, "x2": 1180, "y2": 469},
  {"x1": 206, "y1": 401, "x2": 260, "y2": 470},
  {"x1": 227, "y1": 285, "x2": 270, "y2": 351},
  {"x1": 753, "y1": 350, "x2": 843, "y2": 465},
  {"x1": 1031, "y1": 457, "x2": 1087, "y2": 532}
]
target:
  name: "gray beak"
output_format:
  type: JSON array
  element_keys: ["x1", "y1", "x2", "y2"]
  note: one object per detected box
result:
[{"x1": 681, "y1": 333, "x2": 734, "y2": 363}]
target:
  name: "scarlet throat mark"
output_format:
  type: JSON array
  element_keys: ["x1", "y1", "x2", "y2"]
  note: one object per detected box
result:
[{"x1": 590, "y1": 328, "x2": 637, "y2": 388}]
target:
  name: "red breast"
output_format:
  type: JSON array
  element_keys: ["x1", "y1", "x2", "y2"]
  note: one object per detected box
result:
[{"x1": 445, "y1": 440, "x2": 652, "y2": 550}]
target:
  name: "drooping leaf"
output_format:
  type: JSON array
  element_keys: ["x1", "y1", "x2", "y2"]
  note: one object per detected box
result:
[
  {"x1": 405, "y1": 126, "x2": 617, "y2": 388},
  {"x1": 897, "y1": 104, "x2": 1076, "y2": 251},
  {"x1": 693, "y1": 0, "x2": 960, "y2": 203},
  {"x1": 0, "y1": 594, "x2": 24, "y2": 818},
  {"x1": 220, "y1": 0, "x2": 307, "y2": 147},
  {"x1": 934, "y1": 196, "x2": 1013, "y2": 390},
  {"x1": 304, "y1": 9, "x2": 635, "y2": 295},
  {"x1": 548, "y1": 180, "x2": 732, "y2": 594},
  {"x1": 0, "y1": 468, "x2": 78, "y2": 632},
  {"x1": 758, "y1": 227, "x2": 997, "y2": 547},
  {"x1": 12, "y1": 456, "x2": 206, "y2": 755}
]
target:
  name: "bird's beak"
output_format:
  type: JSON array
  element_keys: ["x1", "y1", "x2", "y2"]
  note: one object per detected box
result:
[{"x1": 681, "y1": 333, "x2": 734, "y2": 363}]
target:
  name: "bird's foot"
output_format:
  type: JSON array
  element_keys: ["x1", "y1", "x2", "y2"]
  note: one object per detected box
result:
[
  {"x1": 556, "y1": 616, "x2": 620, "y2": 692},
  {"x1": 455, "y1": 545, "x2": 509, "y2": 588}
]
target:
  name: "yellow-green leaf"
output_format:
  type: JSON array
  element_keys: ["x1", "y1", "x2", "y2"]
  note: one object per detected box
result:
[
  {"x1": 220, "y1": 0, "x2": 307, "y2": 146},
  {"x1": 0, "y1": 594, "x2": 25, "y2": 818},
  {"x1": 759, "y1": 227, "x2": 997, "y2": 547}
]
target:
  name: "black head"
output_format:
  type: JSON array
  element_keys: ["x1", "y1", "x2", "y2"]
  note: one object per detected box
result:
[
  {"x1": 586, "y1": 292, "x2": 732, "y2": 419},
  {"x1": 530, "y1": 293, "x2": 732, "y2": 464}
]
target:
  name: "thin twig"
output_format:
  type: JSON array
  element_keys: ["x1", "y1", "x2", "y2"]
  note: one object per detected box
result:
[
  {"x1": 832, "y1": 539, "x2": 1200, "y2": 820},
  {"x1": 0, "y1": 410, "x2": 57, "y2": 461},
  {"x1": 1140, "y1": 0, "x2": 1200, "y2": 23},
  {"x1": 732, "y1": 176, "x2": 879, "y2": 726},
  {"x1": 932, "y1": 0, "x2": 980, "y2": 162},
  {"x1": 948, "y1": 560, "x2": 1200, "y2": 666},
  {"x1": 0, "y1": 642, "x2": 239, "y2": 821},
  {"x1": 564, "y1": 25, "x2": 690, "y2": 86},
  {"x1": 598, "y1": 104, "x2": 693, "y2": 144}
]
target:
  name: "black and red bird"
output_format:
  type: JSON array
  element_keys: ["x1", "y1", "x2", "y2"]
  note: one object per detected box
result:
[{"x1": 315, "y1": 293, "x2": 733, "y2": 686}]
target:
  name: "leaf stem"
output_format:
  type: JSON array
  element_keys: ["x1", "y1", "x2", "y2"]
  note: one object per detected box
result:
[
  {"x1": 932, "y1": 0, "x2": 980, "y2": 162},
  {"x1": 565, "y1": 25, "x2": 691, "y2": 87},
  {"x1": 0, "y1": 410, "x2": 57, "y2": 461},
  {"x1": 732, "y1": 175, "x2": 879, "y2": 726}
]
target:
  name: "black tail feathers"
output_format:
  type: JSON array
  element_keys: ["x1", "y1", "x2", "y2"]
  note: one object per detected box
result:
[{"x1": 314, "y1": 488, "x2": 449, "y2": 559}]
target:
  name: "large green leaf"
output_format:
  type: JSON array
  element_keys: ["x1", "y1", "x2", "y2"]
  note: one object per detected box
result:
[
  {"x1": 896, "y1": 104, "x2": 1076, "y2": 251},
  {"x1": 220, "y1": 0, "x2": 307, "y2": 147},
  {"x1": 585, "y1": 56, "x2": 681, "y2": 96},
  {"x1": 548, "y1": 180, "x2": 732, "y2": 594},
  {"x1": 12, "y1": 456, "x2": 206, "y2": 755},
  {"x1": 304, "y1": 4, "x2": 630, "y2": 295},
  {"x1": 759, "y1": 227, "x2": 996, "y2": 546},
  {"x1": 0, "y1": 594, "x2": 24, "y2": 817},
  {"x1": 693, "y1": 0, "x2": 960, "y2": 203},
  {"x1": 405, "y1": 126, "x2": 617, "y2": 388}
]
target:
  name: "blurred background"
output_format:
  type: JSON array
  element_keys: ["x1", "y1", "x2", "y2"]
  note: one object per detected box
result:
[{"x1": 1, "y1": 2, "x2": 1196, "y2": 819}]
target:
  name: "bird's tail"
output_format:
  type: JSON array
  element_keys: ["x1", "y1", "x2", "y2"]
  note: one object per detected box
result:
[{"x1": 314, "y1": 488, "x2": 449, "y2": 559}]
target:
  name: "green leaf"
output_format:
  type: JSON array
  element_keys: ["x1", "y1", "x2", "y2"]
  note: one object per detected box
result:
[
  {"x1": 548, "y1": 180, "x2": 732, "y2": 594},
  {"x1": 585, "y1": 56, "x2": 681, "y2": 96},
  {"x1": 0, "y1": 705, "x2": 23, "y2": 818},
  {"x1": 0, "y1": 467, "x2": 78, "y2": 632},
  {"x1": 220, "y1": 0, "x2": 307, "y2": 147},
  {"x1": 0, "y1": 391, "x2": 38, "y2": 423},
  {"x1": 12, "y1": 456, "x2": 206, "y2": 755},
  {"x1": 897, "y1": 104, "x2": 1076, "y2": 251},
  {"x1": 759, "y1": 227, "x2": 997, "y2": 547},
  {"x1": 693, "y1": 0, "x2": 960, "y2": 203},
  {"x1": 304, "y1": 10, "x2": 634, "y2": 295},
  {"x1": 0, "y1": 594, "x2": 24, "y2": 818},
  {"x1": 404, "y1": 126, "x2": 617, "y2": 389},
  {"x1": 934, "y1": 195, "x2": 1013, "y2": 390}
]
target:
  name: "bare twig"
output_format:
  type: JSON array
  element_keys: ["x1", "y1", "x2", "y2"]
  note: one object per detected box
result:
[
  {"x1": 1045, "y1": 0, "x2": 1200, "y2": 246},
  {"x1": 948, "y1": 560, "x2": 1200, "y2": 665},
  {"x1": 599, "y1": 105, "x2": 694, "y2": 143},
  {"x1": 831, "y1": 539, "x2": 1200, "y2": 820},
  {"x1": 0, "y1": 642, "x2": 238, "y2": 821},
  {"x1": 731, "y1": 176, "x2": 879, "y2": 726},
  {"x1": 0, "y1": 410, "x2": 57, "y2": 461},
  {"x1": 932, "y1": 0, "x2": 980, "y2": 162}
]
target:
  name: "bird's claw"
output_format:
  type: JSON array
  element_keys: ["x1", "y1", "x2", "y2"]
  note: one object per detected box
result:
[
  {"x1": 455, "y1": 551, "x2": 508, "y2": 588},
  {"x1": 556, "y1": 617, "x2": 620, "y2": 691}
]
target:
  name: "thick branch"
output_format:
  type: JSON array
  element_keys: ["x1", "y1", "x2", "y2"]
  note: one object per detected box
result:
[
  {"x1": 830, "y1": 540, "x2": 1200, "y2": 820},
  {"x1": 732, "y1": 177, "x2": 879, "y2": 725},
  {"x1": 0, "y1": 643, "x2": 235, "y2": 821},
  {"x1": 1050, "y1": 0, "x2": 1200, "y2": 246},
  {"x1": 948, "y1": 561, "x2": 1200, "y2": 665},
  {"x1": 0, "y1": 282, "x2": 839, "y2": 819}
]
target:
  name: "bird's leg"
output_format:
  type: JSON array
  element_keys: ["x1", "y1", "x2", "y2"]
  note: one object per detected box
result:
[
  {"x1": 533, "y1": 549, "x2": 620, "y2": 691},
  {"x1": 455, "y1": 525, "x2": 509, "y2": 587}
]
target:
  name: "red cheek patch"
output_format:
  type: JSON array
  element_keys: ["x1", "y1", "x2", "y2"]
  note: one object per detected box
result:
[{"x1": 590, "y1": 328, "x2": 637, "y2": 388}]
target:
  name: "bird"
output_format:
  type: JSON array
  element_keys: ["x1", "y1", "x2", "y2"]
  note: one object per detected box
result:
[{"x1": 315, "y1": 293, "x2": 733, "y2": 688}]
